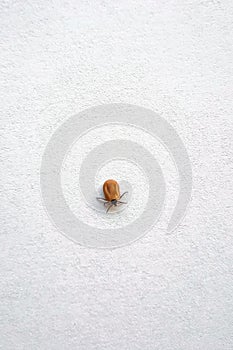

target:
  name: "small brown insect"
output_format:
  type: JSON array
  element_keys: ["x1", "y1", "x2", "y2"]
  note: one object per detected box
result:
[{"x1": 97, "y1": 179, "x2": 128, "y2": 213}]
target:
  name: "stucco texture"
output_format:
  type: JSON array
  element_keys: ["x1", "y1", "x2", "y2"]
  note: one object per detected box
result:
[{"x1": 1, "y1": 1, "x2": 233, "y2": 349}]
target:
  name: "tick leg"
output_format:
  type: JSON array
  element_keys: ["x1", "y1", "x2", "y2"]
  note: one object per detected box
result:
[
  {"x1": 106, "y1": 204, "x2": 114, "y2": 213},
  {"x1": 96, "y1": 197, "x2": 108, "y2": 202},
  {"x1": 117, "y1": 201, "x2": 127, "y2": 205},
  {"x1": 120, "y1": 191, "x2": 128, "y2": 199}
]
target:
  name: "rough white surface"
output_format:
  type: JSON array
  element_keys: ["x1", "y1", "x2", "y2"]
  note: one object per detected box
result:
[{"x1": 1, "y1": 1, "x2": 233, "y2": 349}]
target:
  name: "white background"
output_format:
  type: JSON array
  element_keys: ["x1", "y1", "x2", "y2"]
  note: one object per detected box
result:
[{"x1": 1, "y1": 1, "x2": 233, "y2": 349}]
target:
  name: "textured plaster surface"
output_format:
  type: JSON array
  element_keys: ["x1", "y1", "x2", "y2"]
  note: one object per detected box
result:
[{"x1": 1, "y1": 1, "x2": 233, "y2": 349}]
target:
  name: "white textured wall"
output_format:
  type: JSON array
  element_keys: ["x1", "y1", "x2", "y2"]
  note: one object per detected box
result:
[{"x1": 1, "y1": 1, "x2": 233, "y2": 349}]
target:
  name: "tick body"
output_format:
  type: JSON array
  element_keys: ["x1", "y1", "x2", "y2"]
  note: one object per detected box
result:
[
  {"x1": 97, "y1": 179, "x2": 128, "y2": 213},
  {"x1": 103, "y1": 179, "x2": 120, "y2": 201}
]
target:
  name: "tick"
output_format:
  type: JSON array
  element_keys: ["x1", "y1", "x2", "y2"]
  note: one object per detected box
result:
[{"x1": 96, "y1": 179, "x2": 128, "y2": 213}]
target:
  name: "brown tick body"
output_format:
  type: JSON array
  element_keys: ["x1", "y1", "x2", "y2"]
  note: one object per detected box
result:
[{"x1": 97, "y1": 179, "x2": 128, "y2": 213}]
